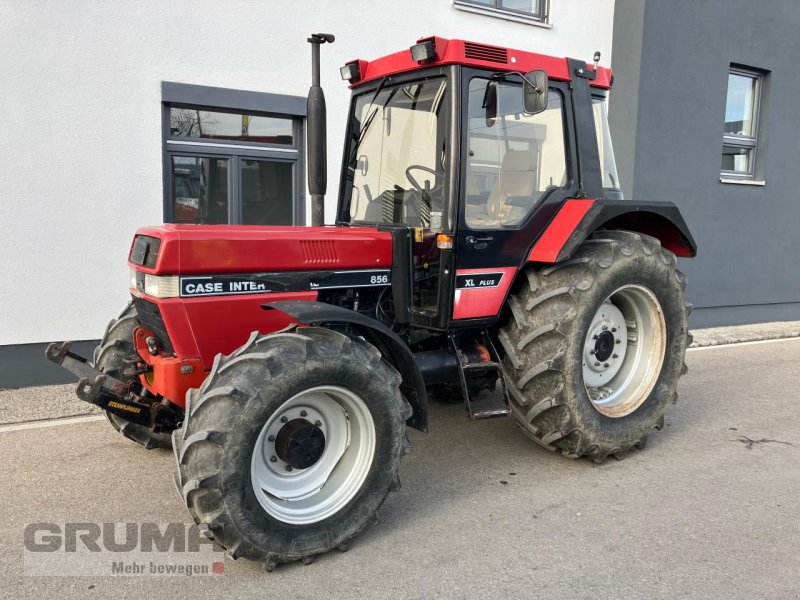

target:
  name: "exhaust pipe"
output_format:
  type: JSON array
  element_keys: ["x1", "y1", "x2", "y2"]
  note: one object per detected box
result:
[{"x1": 307, "y1": 33, "x2": 335, "y2": 225}]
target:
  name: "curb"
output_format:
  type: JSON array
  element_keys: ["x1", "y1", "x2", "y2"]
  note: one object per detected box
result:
[{"x1": 689, "y1": 321, "x2": 800, "y2": 348}]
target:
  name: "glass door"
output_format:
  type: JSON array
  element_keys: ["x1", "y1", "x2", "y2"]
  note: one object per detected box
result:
[
  {"x1": 170, "y1": 155, "x2": 230, "y2": 224},
  {"x1": 239, "y1": 158, "x2": 295, "y2": 225},
  {"x1": 167, "y1": 154, "x2": 298, "y2": 226}
]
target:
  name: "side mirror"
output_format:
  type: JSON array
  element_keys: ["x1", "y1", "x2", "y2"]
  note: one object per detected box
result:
[
  {"x1": 483, "y1": 81, "x2": 498, "y2": 127},
  {"x1": 523, "y1": 70, "x2": 548, "y2": 114}
]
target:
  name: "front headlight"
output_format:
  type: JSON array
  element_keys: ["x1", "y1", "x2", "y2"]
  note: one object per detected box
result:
[
  {"x1": 144, "y1": 274, "x2": 180, "y2": 298},
  {"x1": 130, "y1": 268, "x2": 179, "y2": 298}
]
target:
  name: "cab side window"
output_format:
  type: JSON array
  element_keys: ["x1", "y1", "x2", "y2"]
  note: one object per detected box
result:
[{"x1": 465, "y1": 78, "x2": 568, "y2": 229}]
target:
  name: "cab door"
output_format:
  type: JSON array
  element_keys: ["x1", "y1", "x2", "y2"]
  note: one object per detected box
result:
[{"x1": 452, "y1": 71, "x2": 577, "y2": 323}]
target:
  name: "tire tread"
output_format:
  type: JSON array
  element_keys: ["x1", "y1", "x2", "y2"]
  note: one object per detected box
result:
[
  {"x1": 500, "y1": 230, "x2": 690, "y2": 462},
  {"x1": 174, "y1": 326, "x2": 409, "y2": 570}
]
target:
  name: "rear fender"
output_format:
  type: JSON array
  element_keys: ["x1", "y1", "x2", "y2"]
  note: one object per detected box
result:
[
  {"x1": 262, "y1": 301, "x2": 428, "y2": 432},
  {"x1": 527, "y1": 199, "x2": 697, "y2": 264}
]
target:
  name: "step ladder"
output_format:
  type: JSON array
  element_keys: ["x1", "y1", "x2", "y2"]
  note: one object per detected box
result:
[{"x1": 449, "y1": 330, "x2": 510, "y2": 420}]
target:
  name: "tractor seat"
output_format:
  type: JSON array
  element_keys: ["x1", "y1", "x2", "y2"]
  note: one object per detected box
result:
[{"x1": 469, "y1": 149, "x2": 536, "y2": 228}]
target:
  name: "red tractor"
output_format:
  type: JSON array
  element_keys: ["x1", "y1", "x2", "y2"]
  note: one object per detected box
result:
[{"x1": 48, "y1": 35, "x2": 695, "y2": 570}]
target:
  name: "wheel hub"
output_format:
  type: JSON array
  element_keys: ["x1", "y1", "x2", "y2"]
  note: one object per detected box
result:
[
  {"x1": 274, "y1": 418, "x2": 325, "y2": 469},
  {"x1": 251, "y1": 386, "x2": 376, "y2": 525},
  {"x1": 593, "y1": 330, "x2": 615, "y2": 362},
  {"x1": 582, "y1": 285, "x2": 667, "y2": 418},
  {"x1": 583, "y1": 302, "x2": 627, "y2": 386}
]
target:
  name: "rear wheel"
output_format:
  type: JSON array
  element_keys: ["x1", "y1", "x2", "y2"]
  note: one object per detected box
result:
[
  {"x1": 174, "y1": 326, "x2": 411, "y2": 570},
  {"x1": 93, "y1": 304, "x2": 172, "y2": 450},
  {"x1": 498, "y1": 230, "x2": 690, "y2": 462}
]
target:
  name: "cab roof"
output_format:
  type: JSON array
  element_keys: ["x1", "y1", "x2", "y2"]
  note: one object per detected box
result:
[{"x1": 343, "y1": 36, "x2": 612, "y2": 89}]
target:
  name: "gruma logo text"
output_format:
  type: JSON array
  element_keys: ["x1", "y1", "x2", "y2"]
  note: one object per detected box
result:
[{"x1": 23, "y1": 522, "x2": 224, "y2": 577}]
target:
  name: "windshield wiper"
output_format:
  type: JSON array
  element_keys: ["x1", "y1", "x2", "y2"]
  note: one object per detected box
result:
[{"x1": 348, "y1": 79, "x2": 399, "y2": 168}]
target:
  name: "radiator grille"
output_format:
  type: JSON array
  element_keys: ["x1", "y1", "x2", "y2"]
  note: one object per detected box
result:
[{"x1": 464, "y1": 42, "x2": 508, "y2": 64}]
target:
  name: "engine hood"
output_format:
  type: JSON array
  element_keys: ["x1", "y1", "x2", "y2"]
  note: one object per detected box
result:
[{"x1": 128, "y1": 224, "x2": 393, "y2": 275}]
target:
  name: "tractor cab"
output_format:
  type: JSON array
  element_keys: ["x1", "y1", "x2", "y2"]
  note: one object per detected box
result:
[{"x1": 336, "y1": 38, "x2": 622, "y2": 331}]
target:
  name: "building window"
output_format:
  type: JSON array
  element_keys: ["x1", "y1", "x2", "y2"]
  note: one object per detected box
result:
[
  {"x1": 161, "y1": 82, "x2": 306, "y2": 225},
  {"x1": 454, "y1": 0, "x2": 548, "y2": 24},
  {"x1": 169, "y1": 108, "x2": 294, "y2": 144},
  {"x1": 721, "y1": 67, "x2": 764, "y2": 179}
]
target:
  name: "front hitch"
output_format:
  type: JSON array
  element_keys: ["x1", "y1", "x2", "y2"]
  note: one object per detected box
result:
[{"x1": 45, "y1": 341, "x2": 180, "y2": 431}]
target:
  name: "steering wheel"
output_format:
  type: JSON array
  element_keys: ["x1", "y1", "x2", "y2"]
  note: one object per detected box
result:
[{"x1": 405, "y1": 165, "x2": 443, "y2": 193}]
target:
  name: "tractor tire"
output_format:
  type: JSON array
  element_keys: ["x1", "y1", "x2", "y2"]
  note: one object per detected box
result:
[
  {"x1": 93, "y1": 304, "x2": 172, "y2": 450},
  {"x1": 498, "y1": 230, "x2": 691, "y2": 463},
  {"x1": 173, "y1": 326, "x2": 411, "y2": 570}
]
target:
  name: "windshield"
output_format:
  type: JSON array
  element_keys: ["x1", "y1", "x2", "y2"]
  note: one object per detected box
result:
[{"x1": 342, "y1": 77, "x2": 449, "y2": 228}]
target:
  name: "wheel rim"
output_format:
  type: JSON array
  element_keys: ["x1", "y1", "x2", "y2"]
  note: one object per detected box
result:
[
  {"x1": 250, "y1": 385, "x2": 376, "y2": 525},
  {"x1": 582, "y1": 284, "x2": 667, "y2": 417}
]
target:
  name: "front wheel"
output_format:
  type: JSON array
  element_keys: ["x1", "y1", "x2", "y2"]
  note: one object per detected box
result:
[
  {"x1": 93, "y1": 304, "x2": 172, "y2": 449},
  {"x1": 499, "y1": 230, "x2": 691, "y2": 463},
  {"x1": 174, "y1": 326, "x2": 411, "y2": 570}
]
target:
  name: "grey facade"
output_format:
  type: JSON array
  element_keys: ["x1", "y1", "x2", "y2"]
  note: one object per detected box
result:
[{"x1": 610, "y1": 0, "x2": 800, "y2": 327}]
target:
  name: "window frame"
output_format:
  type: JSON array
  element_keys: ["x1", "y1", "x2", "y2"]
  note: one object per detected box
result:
[
  {"x1": 453, "y1": 0, "x2": 549, "y2": 25},
  {"x1": 161, "y1": 82, "x2": 307, "y2": 225},
  {"x1": 721, "y1": 66, "x2": 764, "y2": 181}
]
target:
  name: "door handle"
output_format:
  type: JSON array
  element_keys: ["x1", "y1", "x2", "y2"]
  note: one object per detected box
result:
[{"x1": 465, "y1": 235, "x2": 494, "y2": 248}]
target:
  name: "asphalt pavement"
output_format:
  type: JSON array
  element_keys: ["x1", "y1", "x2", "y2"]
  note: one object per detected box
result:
[{"x1": 1, "y1": 338, "x2": 799, "y2": 599}]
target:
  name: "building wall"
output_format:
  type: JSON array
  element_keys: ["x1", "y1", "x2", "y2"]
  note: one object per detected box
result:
[
  {"x1": 1, "y1": 0, "x2": 615, "y2": 355},
  {"x1": 610, "y1": 0, "x2": 800, "y2": 327}
]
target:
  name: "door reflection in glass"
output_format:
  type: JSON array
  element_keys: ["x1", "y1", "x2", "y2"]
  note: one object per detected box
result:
[{"x1": 171, "y1": 156, "x2": 229, "y2": 224}]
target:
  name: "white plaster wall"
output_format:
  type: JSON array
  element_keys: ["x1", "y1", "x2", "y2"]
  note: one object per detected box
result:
[{"x1": 0, "y1": 0, "x2": 614, "y2": 344}]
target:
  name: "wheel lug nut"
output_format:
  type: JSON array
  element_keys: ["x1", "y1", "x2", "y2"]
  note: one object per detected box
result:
[
  {"x1": 612, "y1": 354, "x2": 619, "y2": 359},
  {"x1": 611, "y1": 327, "x2": 617, "y2": 332},
  {"x1": 300, "y1": 410, "x2": 307, "y2": 417},
  {"x1": 590, "y1": 349, "x2": 595, "y2": 355},
  {"x1": 615, "y1": 339, "x2": 621, "y2": 344},
  {"x1": 594, "y1": 361, "x2": 600, "y2": 367},
  {"x1": 267, "y1": 435, "x2": 275, "y2": 442},
  {"x1": 315, "y1": 420, "x2": 322, "y2": 427},
  {"x1": 593, "y1": 335, "x2": 599, "y2": 340},
  {"x1": 602, "y1": 325, "x2": 608, "y2": 331},
  {"x1": 269, "y1": 456, "x2": 277, "y2": 463},
  {"x1": 603, "y1": 363, "x2": 609, "y2": 368},
  {"x1": 285, "y1": 465, "x2": 293, "y2": 472},
  {"x1": 280, "y1": 416, "x2": 288, "y2": 423}
]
